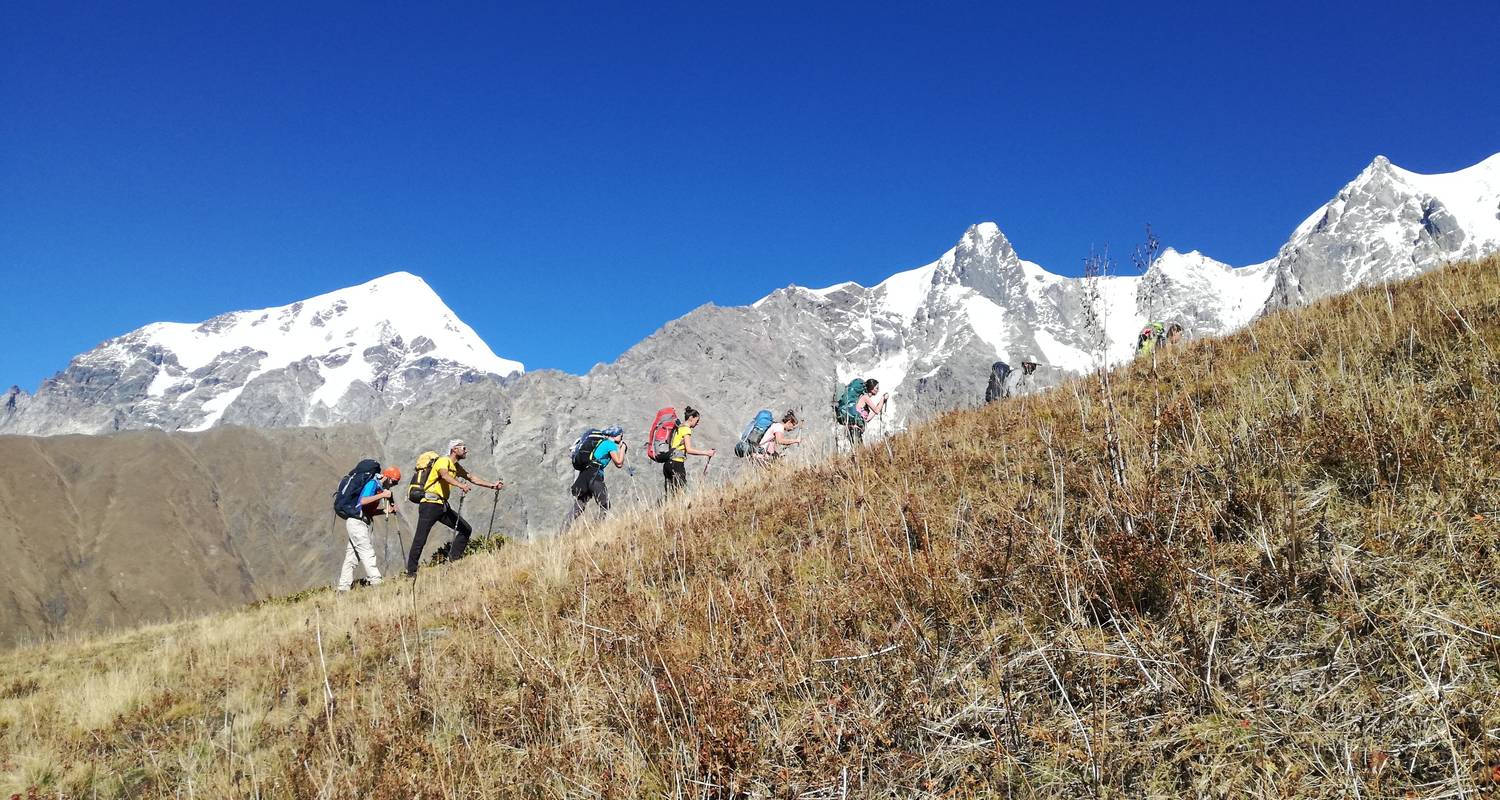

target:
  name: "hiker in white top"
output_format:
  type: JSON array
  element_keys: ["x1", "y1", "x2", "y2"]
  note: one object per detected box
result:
[{"x1": 755, "y1": 410, "x2": 802, "y2": 463}]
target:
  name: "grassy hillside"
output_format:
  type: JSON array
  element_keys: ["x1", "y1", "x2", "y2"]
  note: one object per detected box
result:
[{"x1": 2, "y1": 257, "x2": 1497, "y2": 798}]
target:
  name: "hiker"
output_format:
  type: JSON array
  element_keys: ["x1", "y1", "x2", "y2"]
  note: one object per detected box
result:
[
  {"x1": 1014, "y1": 358, "x2": 1042, "y2": 396},
  {"x1": 404, "y1": 439, "x2": 505, "y2": 577},
  {"x1": 336, "y1": 466, "x2": 401, "y2": 593},
  {"x1": 1136, "y1": 322, "x2": 1164, "y2": 357},
  {"x1": 985, "y1": 361, "x2": 1013, "y2": 403},
  {"x1": 848, "y1": 378, "x2": 887, "y2": 444},
  {"x1": 754, "y1": 410, "x2": 802, "y2": 463},
  {"x1": 564, "y1": 425, "x2": 625, "y2": 529},
  {"x1": 665, "y1": 407, "x2": 715, "y2": 496},
  {"x1": 1137, "y1": 321, "x2": 1185, "y2": 358},
  {"x1": 1165, "y1": 322, "x2": 1184, "y2": 347}
]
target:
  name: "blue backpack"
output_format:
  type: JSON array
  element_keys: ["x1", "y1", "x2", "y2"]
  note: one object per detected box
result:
[
  {"x1": 733, "y1": 409, "x2": 775, "y2": 457},
  {"x1": 333, "y1": 458, "x2": 382, "y2": 520}
]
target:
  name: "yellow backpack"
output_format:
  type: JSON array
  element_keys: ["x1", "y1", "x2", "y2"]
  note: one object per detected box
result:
[{"x1": 406, "y1": 451, "x2": 442, "y2": 503}]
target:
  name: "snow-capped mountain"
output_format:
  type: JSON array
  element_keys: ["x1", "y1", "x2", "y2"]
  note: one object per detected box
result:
[
  {"x1": 750, "y1": 154, "x2": 1499, "y2": 426},
  {"x1": 0, "y1": 272, "x2": 522, "y2": 436},
  {"x1": 5, "y1": 153, "x2": 1497, "y2": 446},
  {"x1": 752, "y1": 226, "x2": 1275, "y2": 426},
  {"x1": 1268, "y1": 153, "x2": 1500, "y2": 308}
]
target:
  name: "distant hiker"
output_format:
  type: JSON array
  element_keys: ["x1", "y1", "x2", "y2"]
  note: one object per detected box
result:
[
  {"x1": 336, "y1": 466, "x2": 401, "y2": 593},
  {"x1": 1165, "y1": 322, "x2": 1184, "y2": 347},
  {"x1": 1014, "y1": 358, "x2": 1042, "y2": 396},
  {"x1": 754, "y1": 410, "x2": 802, "y2": 463},
  {"x1": 563, "y1": 425, "x2": 626, "y2": 530},
  {"x1": 850, "y1": 379, "x2": 888, "y2": 444},
  {"x1": 985, "y1": 361, "x2": 1013, "y2": 402},
  {"x1": 665, "y1": 407, "x2": 715, "y2": 497},
  {"x1": 1136, "y1": 322, "x2": 1165, "y2": 358},
  {"x1": 1137, "y1": 322, "x2": 1185, "y2": 358},
  {"x1": 404, "y1": 439, "x2": 505, "y2": 577},
  {"x1": 833, "y1": 377, "x2": 885, "y2": 445}
]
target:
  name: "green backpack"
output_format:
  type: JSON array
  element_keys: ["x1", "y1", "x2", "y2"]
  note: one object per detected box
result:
[{"x1": 832, "y1": 378, "x2": 867, "y2": 428}]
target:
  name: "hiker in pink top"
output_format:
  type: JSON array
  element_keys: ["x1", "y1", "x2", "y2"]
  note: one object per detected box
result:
[{"x1": 755, "y1": 411, "x2": 803, "y2": 463}]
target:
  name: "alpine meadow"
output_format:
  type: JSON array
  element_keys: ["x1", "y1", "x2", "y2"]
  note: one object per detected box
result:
[{"x1": 2, "y1": 255, "x2": 1497, "y2": 797}]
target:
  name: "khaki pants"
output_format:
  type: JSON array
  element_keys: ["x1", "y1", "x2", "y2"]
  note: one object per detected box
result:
[{"x1": 338, "y1": 516, "x2": 384, "y2": 590}]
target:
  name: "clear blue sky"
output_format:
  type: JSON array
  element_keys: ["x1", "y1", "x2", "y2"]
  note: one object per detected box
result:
[{"x1": 3, "y1": 1, "x2": 1497, "y2": 391}]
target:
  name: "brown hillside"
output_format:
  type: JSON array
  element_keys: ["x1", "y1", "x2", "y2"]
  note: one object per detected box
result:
[
  {"x1": 1, "y1": 257, "x2": 1497, "y2": 797},
  {"x1": 0, "y1": 425, "x2": 387, "y2": 648}
]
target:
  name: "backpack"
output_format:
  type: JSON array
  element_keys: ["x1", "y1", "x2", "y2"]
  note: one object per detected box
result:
[
  {"x1": 832, "y1": 378, "x2": 867, "y2": 428},
  {"x1": 406, "y1": 450, "x2": 441, "y2": 503},
  {"x1": 1138, "y1": 322, "x2": 1165, "y2": 355},
  {"x1": 645, "y1": 408, "x2": 678, "y2": 463},
  {"x1": 333, "y1": 458, "x2": 382, "y2": 520},
  {"x1": 570, "y1": 428, "x2": 609, "y2": 471},
  {"x1": 733, "y1": 409, "x2": 775, "y2": 458},
  {"x1": 985, "y1": 361, "x2": 1012, "y2": 403}
]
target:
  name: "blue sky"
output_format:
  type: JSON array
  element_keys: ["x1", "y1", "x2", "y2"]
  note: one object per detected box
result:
[{"x1": 3, "y1": 0, "x2": 1497, "y2": 391}]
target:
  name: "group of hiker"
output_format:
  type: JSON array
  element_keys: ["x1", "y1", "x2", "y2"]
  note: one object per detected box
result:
[
  {"x1": 558, "y1": 377, "x2": 896, "y2": 533},
  {"x1": 331, "y1": 438, "x2": 504, "y2": 592},
  {"x1": 1137, "y1": 321, "x2": 1183, "y2": 358},
  {"x1": 328, "y1": 322, "x2": 1187, "y2": 591}
]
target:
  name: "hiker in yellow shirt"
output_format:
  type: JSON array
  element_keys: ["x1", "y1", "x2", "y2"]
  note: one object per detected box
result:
[
  {"x1": 664, "y1": 406, "x2": 715, "y2": 497},
  {"x1": 403, "y1": 439, "x2": 504, "y2": 577}
]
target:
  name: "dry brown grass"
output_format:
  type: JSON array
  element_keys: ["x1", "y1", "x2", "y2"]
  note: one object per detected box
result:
[{"x1": 2, "y1": 257, "x2": 1499, "y2": 798}]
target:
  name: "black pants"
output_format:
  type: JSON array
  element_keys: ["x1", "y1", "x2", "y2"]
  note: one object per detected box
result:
[
  {"x1": 663, "y1": 460, "x2": 686, "y2": 496},
  {"x1": 563, "y1": 469, "x2": 609, "y2": 531},
  {"x1": 845, "y1": 423, "x2": 865, "y2": 446},
  {"x1": 406, "y1": 502, "x2": 472, "y2": 575}
]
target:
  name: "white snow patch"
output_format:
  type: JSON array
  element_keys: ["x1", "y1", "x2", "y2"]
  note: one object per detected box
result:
[
  {"x1": 875, "y1": 256, "x2": 942, "y2": 325},
  {"x1": 183, "y1": 387, "x2": 247, "y2": 432},
  {"x1": 962, "y1": 293, "x2": 1008, "y2": 359},
  {"x1": 1033, "y1": 328, "x2": 1092, "y2": 372}
]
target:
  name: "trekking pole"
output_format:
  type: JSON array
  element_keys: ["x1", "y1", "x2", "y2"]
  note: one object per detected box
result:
[
  {"x1": 702, "y1": 452, "x2": 713, "y2": 477},
  {"x1": 486, "y1": 485, "x2": 500, "y2": 542},
  {"x1": 392, "y1": 513, "x2": 407, "y2": 568}
]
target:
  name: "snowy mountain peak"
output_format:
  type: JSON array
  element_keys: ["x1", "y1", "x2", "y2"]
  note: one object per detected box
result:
[
  {"x1": 1, "y1": 273, "x2": 524, "y2": 436},
  {"x1": 1270, "y1": 152, "x2": 1500, "y2": 309}
]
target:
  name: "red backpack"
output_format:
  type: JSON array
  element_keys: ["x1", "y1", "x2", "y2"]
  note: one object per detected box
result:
[{"x1": 646, "y1": 407, "x2": 678, "y2": 463}]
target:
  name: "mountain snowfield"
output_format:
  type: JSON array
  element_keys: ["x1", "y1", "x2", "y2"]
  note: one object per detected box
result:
[{"x1": 3, "y1": 152, "x2": 1498, "y2": 439}]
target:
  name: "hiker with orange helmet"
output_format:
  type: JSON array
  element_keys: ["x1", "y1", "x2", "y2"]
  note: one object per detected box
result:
[{"x1": 336, "y1": 465, "x2": 402, "y2": 593}]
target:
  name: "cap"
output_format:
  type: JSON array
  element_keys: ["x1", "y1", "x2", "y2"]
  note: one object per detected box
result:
[
  {"x1": 601, "y1": 426, "x2": 623, "y2": 437},
  {"x1": 447, "y1": 439, "x2": 466, "y2": 452},
  {"x1": 381, "y1": 466, "x2": 402, "y2": 482}
]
